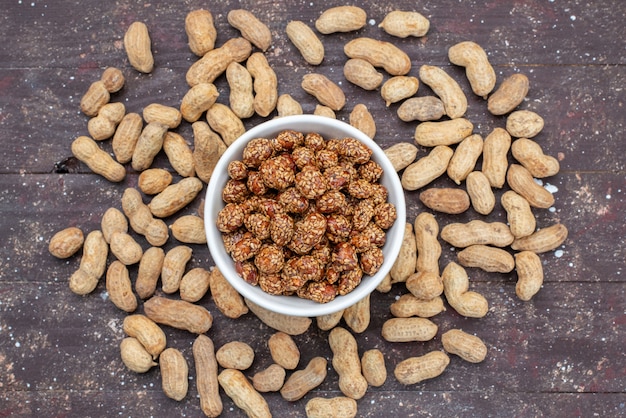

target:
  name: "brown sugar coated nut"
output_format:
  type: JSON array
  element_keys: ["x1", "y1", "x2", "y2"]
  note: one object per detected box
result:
[{"x1": 217, "y1": 130, "x2": 396, "y2": 302}]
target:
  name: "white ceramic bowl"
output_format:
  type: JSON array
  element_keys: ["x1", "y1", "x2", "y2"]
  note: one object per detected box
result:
[{"x1": 205, "y1": 115, "x2": 406, "y2": 317}]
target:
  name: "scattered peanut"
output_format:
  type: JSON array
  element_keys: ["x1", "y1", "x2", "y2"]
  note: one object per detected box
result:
[
  {"x1": 501, "y1": 190, "x2": 536, "y2": 238},
  {"x1": 378, "y1": 10, "x2": 430, "y2": 38},
  {"x1": 301, "y1": 73, "x2": 346, "y2": 111},
  {"x1": 510, "y1": 223, "x2": 568, "y2": 253},
  {"x1": 329, "y1": 327, "x2": 368, "y2": 400},
  {"x1": 397, "y1": 96, "x2": 446, "y2": 122},
  {"x1": 315, "y1": 6, "x2": 366, "y2": 34},
  {"x1": 206, "y1": 102, "x2": 246, "y2": 146},
  {"x1": 349, "y1": 103, "x2": 376, "y2": 139},
  {"x1": 185, "y1": 9, "x2": 217, "y2": 56},
  {"x1": 482, "y1": 127, "x2": 512, "y2": 188},
  {"x1": 170, "y1": 215, "x2": 207, "y2": 244},
  {"x1": 268, "y1": 332, "x2": 300, "y2": 370},
  {"x1": 419, "y1": 188, "x2": 470, "y2": 214},
  {"x1": 247, "y1": 52, "x2": 279, "y2": 117},
  {"x1": 80, "y1": 80, "x2": 110, "y2": 117},
  {"x1": 343, "y1": 58, "x2": 383, "y2": 91},
  {"x1": 390, "y1": 294, "x2": 445, "y2": 318},
  {"x1": 383, "y1": 142, "x2": 418, "y2": 172},
  {"x1": 394, "y1": 351, "x2": 450, "y2": 385},
  {"x1": 441, "y1": 329, "x2": 487, "y2": 363},
  {"x1": 343, "y1": 294, "x2": 370, "y2": 333},
  {"x1": 316, "y1": 309, "x2": 344, "y2": 331},
  {"x1": 135, "y1": 246, "x2": 165, "y2": 299},
  {"x1": 143, "y1": 103, "x2": 182, "y2": 129},
  {"x1": 49, "y1": 226, "x2": 84, "y2": 259},
  {"x1": 389, "y1": 222, "x2": 417, "y2": 284},
  {"x1": 121, "y1": 188, "x2": 169, "y2": 246},
  {"x1": 144, "y1": 295, "x2": 213, "y2": 334},
  {"x1": 313, "y1": 104, "x2": 336, "y2": 118},
  {"x1": 507, "y1": 164, "x2": 555, "y2": 208},
  {"x1": 457, "y1": 244, "x2": 515, "y2": 273},
  {"x1": 414, "y1": 212, "x2": 442, "y2": 275},
  {"x1": 138, "y1": 168, "x2": 172, "y2": 195},
  {"x1": 131, "y1": 122, "x2": 168, "y2": 172},
  {"x1": 216, "y1": 341, "x2": 255, "y2": 370},
  {"x1": 344, "y1": 37, "x2": 411, "y2": 76},
  {"x1": 193, "y1": 334, "x2": 223, "y2": 417},
  {"x1": 218, "y1": 368, "x2": 272, "y2": 418},
  {"x1": 120, "y1": 337, "x2": 157, "y2": 373},
  {"x1": 305, "y1": 397, "x2": 358, "y2": 418},
  {"x1": 511, "y1": 138, "x2": 559, "y2": 178},
  {"x1": 448, "y1": 41, "x2": 496, "y2": 98},
  {"x1": 160, "y1": 347, "x2": 189, "y2": 401},
  {"x1": 447, "y1": 134, "x2": 483, "y2": 184},
  {"x1": 442, "y1": 262, "x2": 489, "y2": 318},
  {"x1": 419, "y1": 64, "x2": 467, "y2": 119},
  {"x1": 187, "y1": 37, "x2": 252, "y2": 86},
  {"x1": 179, "y1": 267, "x2": 211, "y2": 303},
  {"x1": 381, "y1": 76, "x2": 419, "y2": 107},
  {"x1": 124, "y1": 21, "x2": 153, "y2": 73},
  {"x1": 406, "y1": 271, "x2": 443, "y2": 300},
  {"x1": 105, "y1": 260, "x2": 137, "y2": 312},
  {"x1": 253, "y1": 364, "x2": 286, "y2": 392},
  {"x1": 514, "y1": 250, "x2": 544, "y2": 301},
  {"x1": 161, "y1": 245, "x2": 193, "y2": 294},
  {"x1": 227, "y1": 9, "x2": 272, "y2": 51},
  {"x1": 401, "y1": 145, "x2": 453, "y2": 191},
  {"x1": 466, "y1": 171, "x2": 496, "y2": 215},
  {"x1": 286, "y1": 20, "x2": 324, "y2": 65},
  {"x1": 112, "y1": 112, "x2": 143, "y2": 164},
  {"x1": 99, "y1": 66, "x2": 123, "y2": 92},
  {"x1": 414, "y1": 118, "x2": 473, "y2": 147},
  {"x1": 226, "y1": 62, "x2": 255, "y2": 119},
  {"x1": 123, "y1": 314, "x2": 167, "y2": 360},
  {"x1": 71, "y1": 136, "x2": 126, "y2": 182},
  {"x1": 68, "y1": 230, "x2": 108, "y2": 295},
  {"x1": 210, "y1": 267, "x2": 249, "y2": 318},
  {"x1": 280, "y1": 356, "x2": 328, "y2": 401},
  {"x1": 382, "y1": 317, "x2": 438, "y2": 343},
  {"x1": 180, "y1": 82, "x2": 220, "y2": 122},
  {"x1": 88, "y1": 102, "x2": 125, "y2": 141},
  {"x1": 148, "y1": 177, "x2": 203, "y2": 218},
  {"x1": 163, "y1": 132, "x2": 195, "y2": 177},
  {"x1": 109, "y1": 231, "x2": 143, "y2": 266},
  {"x1": 506, "y1": 109, "x2": 545, "y2": 139},
  {"x1": 277, "y1": 93, "x2": 303, "y2": 117},
  {"x1": 488, "y1": 73, "x2": 529, "y2": 115},
  {"x1": 245, "y1": 298, "x2": 312, "y2": 335},
  {"x1": 440, "y1": 220, "x2": 515, "y2": 248},
  {"x1": 361, "y1": 349, "x2": 387, "y2": 387},
  {"x1": 192, "y1": 120, "x2": 227, "y2": 183}
]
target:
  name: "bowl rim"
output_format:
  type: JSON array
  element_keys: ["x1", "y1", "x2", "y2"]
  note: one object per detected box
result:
[{"x1": 204, "y1": 114, "x2": 406, "y2": 317}]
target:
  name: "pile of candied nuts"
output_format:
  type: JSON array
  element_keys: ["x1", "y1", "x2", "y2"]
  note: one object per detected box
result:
[{"x1": 216, "y1": 129, "x2": 397, "y2": 303}]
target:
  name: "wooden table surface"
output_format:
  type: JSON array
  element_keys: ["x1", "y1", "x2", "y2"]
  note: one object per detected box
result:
[{"x1": 1, "y1": 0, "x2": 624, "y2": 416}]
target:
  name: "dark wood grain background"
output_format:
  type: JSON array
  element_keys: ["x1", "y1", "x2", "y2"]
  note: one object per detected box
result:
[{"x1": 1, "y1": 0, "x2": 624, "y2": 416}]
